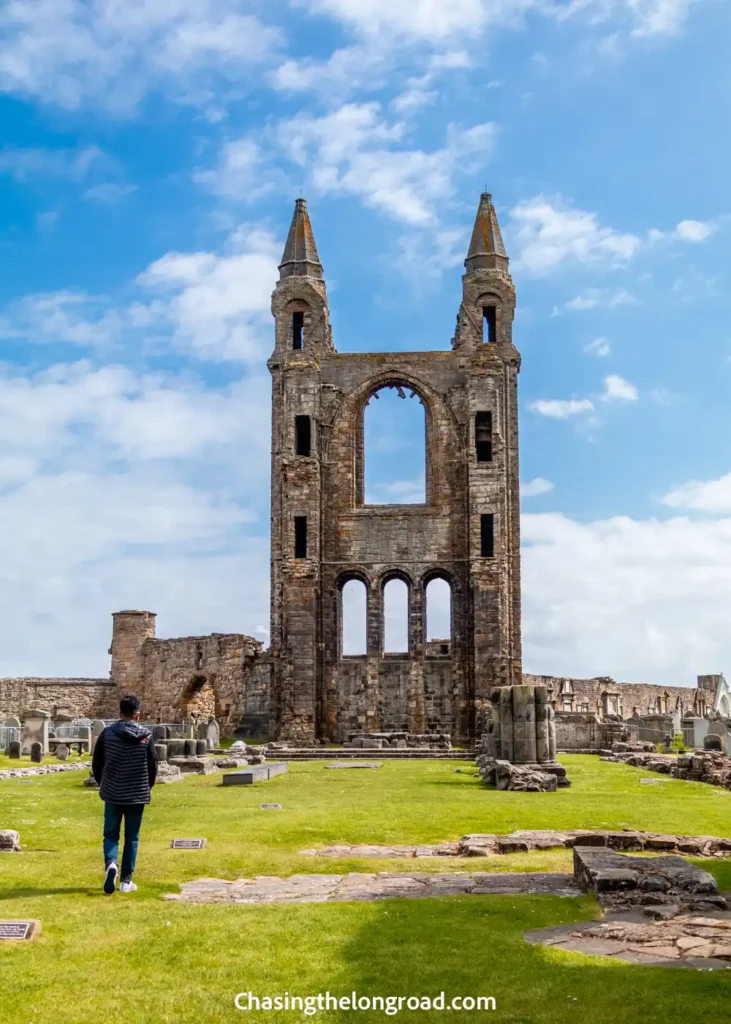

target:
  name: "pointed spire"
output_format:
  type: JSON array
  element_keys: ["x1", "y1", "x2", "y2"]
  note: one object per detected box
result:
[
  {"x1": 279, "y1": 198, "x2": 323, "y2": 280},
  {"x1": 465, "y1": 192, "x2": 508, "y2": 274}
]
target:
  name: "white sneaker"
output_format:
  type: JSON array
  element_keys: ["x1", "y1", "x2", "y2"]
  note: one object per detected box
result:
[
  {"x1": 119, "y1": 880, "x2": 138, "y2": 893},
  {"x1": 104, "y1": 862, "x2": 118, "y2": 895}
]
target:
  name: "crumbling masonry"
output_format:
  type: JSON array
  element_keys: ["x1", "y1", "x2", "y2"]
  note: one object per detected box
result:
[{"x1": 269, "y1": 194, "x2": 522, "y2": 744}]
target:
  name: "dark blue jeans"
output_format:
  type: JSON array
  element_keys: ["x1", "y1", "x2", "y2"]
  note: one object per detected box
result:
[{"x1": 103, "y1": 803, "x2": 145, "y2": 881}]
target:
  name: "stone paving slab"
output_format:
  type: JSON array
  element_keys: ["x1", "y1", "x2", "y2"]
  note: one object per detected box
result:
[
  {"x1": 525, "y1": 915, "x2": 731, "y2": 969},
  {"x1": 325, "y1": 762, "x2": 383, "y2": 769},
  {"x1": 164, "y1": 871, "x2": 581, "y2": 905}
]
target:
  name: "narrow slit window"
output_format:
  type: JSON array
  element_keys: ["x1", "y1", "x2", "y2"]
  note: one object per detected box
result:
[
  {"x1": 295, "y1": 415, "x2": 311, "y2": 457},
  {"x1": 475, "y1": 411, "x2": 492, "y2": 462},
  {"x1": 480, "y1": 514, "x2": 494, "y2": 557},
  {"x1": 483, "y1": 305, "x2": 497, "y2": 344},
  {"x1": 294, "y1": 516, "x2": 308, "y2": 558},
  {"x1": 292, "y1": 311, "x2": 304, "y2": 350}
]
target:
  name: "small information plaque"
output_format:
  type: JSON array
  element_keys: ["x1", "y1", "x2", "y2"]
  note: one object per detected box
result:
[
  {"x1": 170, "y1": 838, "x2": 207, "y2": 850},
  {"x1": 260, "y1": 803, "x2": 282, "y2": 810},
  {"x1": 0, "y1": 920, "x2": 39, "y2": 941}
]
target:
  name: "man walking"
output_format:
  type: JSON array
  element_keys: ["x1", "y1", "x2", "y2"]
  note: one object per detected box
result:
[{"x1": 92, "y1": 694, "x2": 158, "y2": 894}]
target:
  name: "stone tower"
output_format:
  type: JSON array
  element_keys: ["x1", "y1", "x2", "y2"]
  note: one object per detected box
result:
[{"x1": 269, "y1": 193, "x2": 522, "y2": 745}]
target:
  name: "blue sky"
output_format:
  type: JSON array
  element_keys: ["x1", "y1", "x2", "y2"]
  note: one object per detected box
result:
[{"x1": 1, "y1": 0, "x2": 730, "y2": 686}]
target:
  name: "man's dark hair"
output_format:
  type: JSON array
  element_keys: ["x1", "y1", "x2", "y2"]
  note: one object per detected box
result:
[{"x1": 120, "y1": 694, "x2": 141, "y2": 718}]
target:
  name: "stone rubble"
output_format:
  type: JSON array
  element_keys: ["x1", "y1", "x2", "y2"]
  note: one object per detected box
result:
[
  {"x1": 0, "y1": 829, "x2": 20, "y2": 851},
  {"x1": 572, "y1": 846, "x2": 727, "y2": 915},
  {"x1": 301, "y1": 829, "x2": 731, "y2": 859},
  {"x1": 165, "y1": 871, "x2": 581, "y2": 906},
  {"x1": 602, "y1": 749, "x2": 731, "y2": 790},
  {"x1": 0, "y1": 761, "x2": 92, "y2": 782}
]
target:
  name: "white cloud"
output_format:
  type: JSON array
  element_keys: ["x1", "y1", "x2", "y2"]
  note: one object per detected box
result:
[
  {"x1": 663, "y1": 472, "x2": 731, "y2": 515},
  {"x1": 136, "y1": 226, "x2": 280, "y2": 361},
  {"x1": 522, "y1": 507, "x2": 731, "y2": 686},
  {"x1": 584, "y1": 336, "x2": 611, "y2": 357},
  {"x1": 193, "y1": 138, "x2": 271, "y2": 200},
  {"x1": 83, "y1": 182, "x2": 137, "y2": 203},
  {"x1": 0, "y1": 0, "x2": 282, "y2": 111},
  {"x1": 510, "y1": 195, "x2": 642, "y2": 274},
  {"x1": 521, "y1": 477, "x2": 554, "y2": 497},
  {"x1": 529, "y1": 398, "x2": 595, "y2": 418},
  {"x1": 0, "y1": 144, "x2": 103, "y2": 181},
  {"x1": 0, "y1": 291, "x2": 126, "y2": 349},
  {"x1": 553, "y1": 289, "x2": 639, "y2": 314},
  {"x1": 601, "y1": 374, "x2": 638, "y2": 402},
  {"x1": 629, "y1": 0, "x2": 692, "y2": 38},
  {"x1": 649, "y1": 218, "x2": 718, "y2": 244},
  {"x1": 278, "y1": 102, "x2": 497, "y2": 225}
]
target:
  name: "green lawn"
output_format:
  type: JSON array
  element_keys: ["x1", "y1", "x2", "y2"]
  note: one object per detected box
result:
[{"x1": 1, "y1": 755, "x2": 730, "y2": 1023}]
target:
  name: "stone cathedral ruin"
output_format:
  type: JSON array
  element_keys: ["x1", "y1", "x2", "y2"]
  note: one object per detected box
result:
[{"x1": 1, "y1": 195, "x2": 730, "y2": 747}]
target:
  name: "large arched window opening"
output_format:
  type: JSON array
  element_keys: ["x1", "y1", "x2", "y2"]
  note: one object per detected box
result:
[
  {"x1": 383, "y1": 578, "x2": 409, "y2": 653},
  {"x1": 341, "y1": 579, "x2": 367, "y2": 656},
  {"x1": 425, "y1": 577, "x2": 452, "y2": 646},
  {"x1": 364, "y1": 385, "x2": 426, "y2": 504}
]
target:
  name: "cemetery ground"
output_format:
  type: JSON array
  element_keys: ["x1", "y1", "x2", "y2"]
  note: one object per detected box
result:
[{"x1": 1, "y1": 755, "x2": 730, "y2": 1024}]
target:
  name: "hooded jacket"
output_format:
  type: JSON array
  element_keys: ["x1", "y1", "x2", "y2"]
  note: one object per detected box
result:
[{"x1": 92, "y1": 720, "x2": 158, "y2": 805}]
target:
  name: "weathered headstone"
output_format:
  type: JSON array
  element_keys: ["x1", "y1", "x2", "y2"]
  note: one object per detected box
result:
[
  {"x1": 91, "y1": 720, "x2": 105, "y2": 752},
  {"x1": 155, "y1": 743, "x2": 168, "y2": 762},
  {"x1": 21, "y1": 710, "x2": 50, "y2": 756},
  {"x1": 195, "y1": 739, "x2": 207, "y2": 756},
  {"x1": 0, "y1": 920, "x2": 40, "y2": 941},
  {"x1": 152, "y1": 725, "x2": 168, "y2": 743},
  {"x1": 183, "y1": 739, "x2": 196, "y2": 757},
  {"x1": 7, "y1": 740, "x2": 20, "y2": 759},
  {"x1": 3, "y1": 716, "x2": 21, "y2": 728},
  {"x1": 55, "y1": 744, "x2": 69, "y2": 761},
  {"x1": 30, "y1": 741, "x2": 43, "y2": 764},
  {"x1": 170, "y1": 838, "x2": 207, "y2": 850}
]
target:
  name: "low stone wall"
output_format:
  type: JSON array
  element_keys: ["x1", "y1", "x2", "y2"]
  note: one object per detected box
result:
[
  {"x1": 603, "y1": 749, "x2": 731, "y2": 790},
  {"x1": 0, "y1": 678, "x2": 117, "y2": 719}
]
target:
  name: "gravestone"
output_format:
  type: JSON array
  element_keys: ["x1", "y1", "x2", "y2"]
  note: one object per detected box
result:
[
  {"x1": 0, "y1": 920, "x2": 41, "y2": 941},
  {"x1": 91, "y1": 720, "x2": 106, "y2": 752},
  {"x1": 152, "y1": 725, "x2": 168, "y2": 743},
  {"x1": 183, "y1": 739, "x2": 196, "y2": 757},
  {"x1": 706, "y1": 721, "x2": 729, "y2": 756},
  {"x1": 21, "y1": 710, "x2": 50, "y2": 756},
  {"x1": 195, "y1": 739, "x2": 207, "y2": 756},
  {"x1": 170, "y1": 838, "x2": 207, "y2": 850},
  {"x1": 4, "y1": 716, "x2": 21, "y2": 728},
  {"x1": 155, "y1": 743, "x2": 168, "y2": 763},
  {"x1": 7, "y1": 741, "x2": 20, "y2": 759},
  {"x1": 30, "y1": 742, "x2": 43, "y2": 764},
  {"x1": 55, "y1": 744, "x2": 69, "y2": 761}
]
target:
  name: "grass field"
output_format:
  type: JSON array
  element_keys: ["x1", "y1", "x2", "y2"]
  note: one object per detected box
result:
[{"x1": 1, "y1": 755, "x2": 730, "y2": 1023}]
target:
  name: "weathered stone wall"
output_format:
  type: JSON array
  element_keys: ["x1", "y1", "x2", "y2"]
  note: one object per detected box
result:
[
  {"x1": 0, "y1": 678, "x2": 117, "y2": 719},
  {"x1": 524, "y1": 674, "x2": 698, "y2": 717},
  {"x1": 269, "y1": 195, "x2": 522, "y2": 744}
]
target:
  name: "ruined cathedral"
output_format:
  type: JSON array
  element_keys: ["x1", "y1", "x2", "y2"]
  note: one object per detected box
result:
[{"x1": 0, "y1": 195, "x2": 726, "y2": 739}]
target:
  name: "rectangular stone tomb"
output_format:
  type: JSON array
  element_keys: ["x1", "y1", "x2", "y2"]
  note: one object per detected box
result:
[
  {"x1": 170, "y1": 838, "x2": 207, "y2": 850},
  {"x1": 222, "y1": 762, "x2": 289, "y2": 786},
  {"x1": 325, "y1": 762, "x2": 382, "y2": 769},
  {"x1": 0, "y1": 920, "x2": 40, "y2": 941}
]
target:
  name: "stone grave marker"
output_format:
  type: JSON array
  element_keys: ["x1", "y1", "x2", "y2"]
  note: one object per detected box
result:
[
  {"x1": 4, "y1": 716, "x2": 21, "y2": 728},
  {"x1": 30, "y1": 742, "x2": 43, "y2": 764},
  {"x1": 0, "y1": 920, "x2": 40, "y2": 941},
  {"x1": 7, "y1": 740, "x2": 20, "y2": 759},
  {"x1": 260, "y1": 803, "x2": 281, "y2": 810},
  {"x1": 170, "y1": 838, "x2": 207, "y2": 850},
  {"x1": 56, "y1": 744, "x2": 69, "y2": 761},
  {"x1": 195, "y1": 739, "x2": 207, "y2": 756}
]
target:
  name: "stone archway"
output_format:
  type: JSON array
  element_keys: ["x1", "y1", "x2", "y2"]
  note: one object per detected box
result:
[{"x1": 182, "y1": 674, "x2": 216, "y2": 720}]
